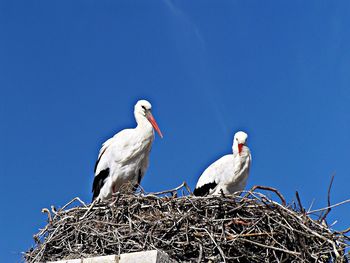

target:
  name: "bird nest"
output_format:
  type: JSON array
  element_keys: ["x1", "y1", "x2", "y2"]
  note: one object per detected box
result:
[{"x1": 25, "y1": 183, "x2": 349, "y2": 263}]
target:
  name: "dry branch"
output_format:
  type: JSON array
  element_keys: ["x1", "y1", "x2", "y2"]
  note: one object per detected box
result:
[{"x1": 320, "y1": 174, "x2": 335, "y2": 222}]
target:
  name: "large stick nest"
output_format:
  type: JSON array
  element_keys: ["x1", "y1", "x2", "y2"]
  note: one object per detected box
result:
[{"x1": 25, "y1": 184, "x2": 349, "y2": 262}]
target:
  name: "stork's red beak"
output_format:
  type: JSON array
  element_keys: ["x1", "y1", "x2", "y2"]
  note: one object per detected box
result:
[
  {"x1": 147, "y1": 112, "x2": 163, "y2": 138},
  {"x1": 238, "y1": 143, "x2": 243, "y2": 154}
]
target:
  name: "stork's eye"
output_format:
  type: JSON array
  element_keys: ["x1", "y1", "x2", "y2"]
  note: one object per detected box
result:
[{"x1": 141, "y1": 106, "x2": 146, "y2": 110}]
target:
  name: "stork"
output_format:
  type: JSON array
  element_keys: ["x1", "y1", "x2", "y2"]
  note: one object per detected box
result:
[
  {"x1": 193, "y1": 131, "x2": 251, "y2": 196},
  {"x1": 92, "y1": 100, "x2": 163, "y2": 201}
]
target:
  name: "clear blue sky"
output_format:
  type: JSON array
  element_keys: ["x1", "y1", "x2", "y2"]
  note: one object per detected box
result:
[{"x1": 1, "y1": 1, "x2": 349, "y2": 262}]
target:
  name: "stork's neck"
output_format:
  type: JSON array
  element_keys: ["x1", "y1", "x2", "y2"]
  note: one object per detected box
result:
[
  {"x1": 232, "y1": 141, "x2": 239, "y2": 155},
  {"x1": 135, "y1": 113, "x2": 154, "y2": 136}
]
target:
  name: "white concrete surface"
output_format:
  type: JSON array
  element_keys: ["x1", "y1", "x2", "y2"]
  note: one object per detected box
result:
[
  {"x1": 83, "y1": 255, "x2": 118, "y2": 263},
  {"x1": 119, "y1": 250, "x2": 174, "y2": 263},
  {"x1": 47, "y1": 259, "x2": 82, "y2": 263},
  {"x1": 45, "y1": 250, "x2": 175, "y2": 263}
]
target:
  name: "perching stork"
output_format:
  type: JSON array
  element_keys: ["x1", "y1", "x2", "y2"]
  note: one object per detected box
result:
[
  {"x1": 92, "y1": 100, "x2": 163, "y2": 201},
  {"x1": 193, "y1": 131, "x2": 251, "y2": 196}
]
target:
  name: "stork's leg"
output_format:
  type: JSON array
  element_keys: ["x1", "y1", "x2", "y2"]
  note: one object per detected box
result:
[
  {"x1": 220, "y1": 189, "x2": 226, "y2": 197},
  {"x1": 111, "y1": 184, "x2": 118, "y2": 202},
  {"x1": 132, "y1": 170, "x2": 142, "y2": 192}
]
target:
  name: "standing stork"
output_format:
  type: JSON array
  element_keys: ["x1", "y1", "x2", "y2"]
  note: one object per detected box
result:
[
  {"x1": 193, "y1": 131, "x2": 251, "y2": 196},
  {"x1": 92, "y1": 100, "x2": 163, "y2": 201}
]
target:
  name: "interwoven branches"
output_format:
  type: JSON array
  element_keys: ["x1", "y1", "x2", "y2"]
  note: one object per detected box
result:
[{"x1": 25, "y1": 185, "x2": 349, "y2": 263}]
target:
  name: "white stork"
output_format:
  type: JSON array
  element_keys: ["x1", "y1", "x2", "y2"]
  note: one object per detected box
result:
[
  {"x1": 92, "y1": 100, "x2": 163, "y2": 201},
  {"x1": 193, "y1": 131, "x2": 251, "y2": 196}
]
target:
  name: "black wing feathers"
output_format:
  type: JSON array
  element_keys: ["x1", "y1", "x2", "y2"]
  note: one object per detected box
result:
[
  {"x1": 193, "y1": 182, "x2": 217, "y2": 196},
  {"x1": 94, "y1": 147, "x2": 107, "y2": 173},
  {"x1": 92, "y1": 168, "x2": 110, "y2": 201}
]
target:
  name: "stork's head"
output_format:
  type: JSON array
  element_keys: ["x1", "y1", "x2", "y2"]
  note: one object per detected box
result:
[
  {"x1": 134, "y1": 100, "x2": 163, "y2": 138},
  {"x1": 233, "y1": 131, "x2": 248, "y2": 155}
]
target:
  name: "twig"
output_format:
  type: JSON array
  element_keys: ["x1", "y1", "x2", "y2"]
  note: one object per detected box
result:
[
  {"x1": 79, "y1": 199, "x2": 98, "y2": 220},
  {"x1": 319, "y1": 174, "x2": 335, "y2": 222},
  {"x1": 244, "y1": 185, "x2": 286, "y2": 206},
  {"x1": 239, "y1": 238, "x2": 302, "y2": 257},
  {"x1": 307, "y1": 199, "x2": 350, "y2": 214},
  {"x1": 307, "y1": 198, "x2": 315, "y2": 213},
  {"x1": 295, "y1": 191, "x2": 305, "y2": 214},
  {"x1": 197, "y1": 244, "x2": 203, "y2": 263},
  {"x1": 150, "y1": 181, "x2": 192, "y2": 196},
  {"x1": 191, "y1": 227, "x2": 226, "y2": 263},
  {"x1": 41, "y1": 208, "x2": 52, "y2": 224}
]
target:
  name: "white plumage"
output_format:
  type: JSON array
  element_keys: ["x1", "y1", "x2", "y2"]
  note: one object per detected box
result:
[
  {"x1": 193, "y1": 131, "x2": 251, "y2": 196},
  {"x1": 92, "y1": 100, "x2": 163, "y2": 201}
]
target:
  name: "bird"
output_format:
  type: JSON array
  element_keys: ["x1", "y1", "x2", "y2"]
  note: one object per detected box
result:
[
  {"x1": 193, "y1": 131, "x2": 251, "y2": 196},
  {"x1": 92, "y1": 99, "x2": 163, "y2": 201}
]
